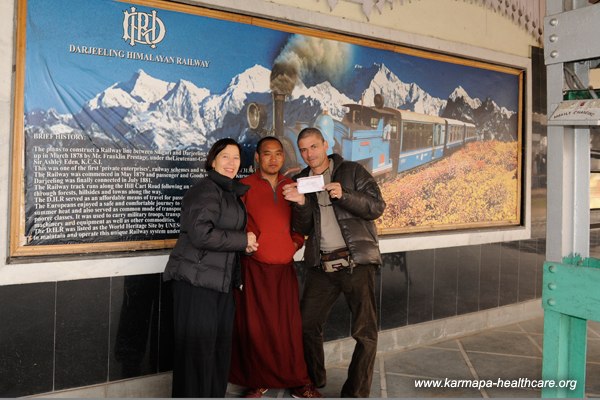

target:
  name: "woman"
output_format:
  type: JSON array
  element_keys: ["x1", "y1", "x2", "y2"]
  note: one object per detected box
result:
[{"x1": 164, "y1": 138, "x2": 258, "y2": 398}]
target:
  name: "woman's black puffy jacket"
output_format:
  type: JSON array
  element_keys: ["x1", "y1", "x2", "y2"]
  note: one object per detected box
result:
[{"x1": 164, "y1": 170, "x2": 248, "y2": 293}]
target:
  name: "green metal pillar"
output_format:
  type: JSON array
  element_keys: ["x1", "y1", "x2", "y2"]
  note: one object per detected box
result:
[
  {"x1": 542, "y1": 310, "x2": 586, "y2": 398},
  {"x1": 542, "y1": 259, "x2": 600, "y2": 397}
]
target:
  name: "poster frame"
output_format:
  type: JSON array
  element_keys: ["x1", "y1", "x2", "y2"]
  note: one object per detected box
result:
[{"x1": 9, "y1": 0, "x2": 526, "y2": 258}]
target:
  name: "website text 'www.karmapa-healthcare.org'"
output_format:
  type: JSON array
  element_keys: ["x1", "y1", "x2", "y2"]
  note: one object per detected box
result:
[{"x1": 414, "y1": 377, "x2": 577, "y2": 391}]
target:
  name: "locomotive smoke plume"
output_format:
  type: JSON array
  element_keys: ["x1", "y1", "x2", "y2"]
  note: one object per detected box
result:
[
  {"x1": 270, "y1": 63, "x2": 298, "y2": 96},
  {"x1": 270, "y1": 35, "x2": 351, "y2": 95}
]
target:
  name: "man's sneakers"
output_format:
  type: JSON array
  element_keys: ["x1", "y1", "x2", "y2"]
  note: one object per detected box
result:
[
  {"x1": 243, "y1": 388, "x2": 268, "y2": 398},
  {"x1": 290, "y1": 384, "x2": 323, "y2": 398}
]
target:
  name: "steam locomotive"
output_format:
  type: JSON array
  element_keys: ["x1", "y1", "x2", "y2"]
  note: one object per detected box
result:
[{"x1": 246, "y1": 93, "x2": 477, "y2": 179}]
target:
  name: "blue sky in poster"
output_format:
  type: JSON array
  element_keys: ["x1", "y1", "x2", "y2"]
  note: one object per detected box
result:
[{"x1": 25, "y1": 0, "x2": 519, "y2": 114}]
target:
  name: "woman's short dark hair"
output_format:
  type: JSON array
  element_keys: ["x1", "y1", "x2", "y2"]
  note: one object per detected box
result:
[{"x1": 205, "y1": 138, "x2": 242, "y2": 172}]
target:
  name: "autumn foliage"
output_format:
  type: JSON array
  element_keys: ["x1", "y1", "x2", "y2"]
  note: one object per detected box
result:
[{"x1": 377, "y1": 140, "x2": 519, "y2": 232}]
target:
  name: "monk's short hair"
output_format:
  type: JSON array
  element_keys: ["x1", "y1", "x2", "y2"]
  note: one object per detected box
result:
[{"x1": 256, "y1": 136, "x2": 283, "y2": 154}]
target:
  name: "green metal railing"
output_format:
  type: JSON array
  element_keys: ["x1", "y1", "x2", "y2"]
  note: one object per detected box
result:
[{"x1": 542, "y1": 255, "x2": 600, "y2": 398}]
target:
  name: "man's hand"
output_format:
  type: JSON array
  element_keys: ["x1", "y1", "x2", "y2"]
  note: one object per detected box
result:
[
  {"x1": 282, "y1": 182, "x2": 306, "y2": 206},
  {"x1": 324, "y1": 182, "x2": 343, "y2": 200}
]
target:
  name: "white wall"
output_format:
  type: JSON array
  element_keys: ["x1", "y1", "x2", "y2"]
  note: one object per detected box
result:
[
  {"x1": 266, "y1": 0, "x2": 539, "y2": 57},
  {"x1": 0, "y1": 0, "x2": 536, "y2": 285}
]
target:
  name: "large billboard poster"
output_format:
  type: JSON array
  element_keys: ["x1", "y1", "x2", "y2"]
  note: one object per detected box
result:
[{"x1": 11, "y1": 0, "x2": 524, "y2": 256}]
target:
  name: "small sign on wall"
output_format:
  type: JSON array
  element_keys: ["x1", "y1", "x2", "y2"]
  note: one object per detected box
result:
[{"x1": 549, "y1": 99, "x2": 600, "y2": 126}]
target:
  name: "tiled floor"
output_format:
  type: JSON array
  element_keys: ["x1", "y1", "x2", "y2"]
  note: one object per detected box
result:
[{"x1": 227, "y1": 318, "x2": 600, "y2": 398}]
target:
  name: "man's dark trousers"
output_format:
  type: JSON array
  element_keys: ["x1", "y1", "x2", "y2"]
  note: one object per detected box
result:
[{"x1": 300, "y1": 264, "x2": 378, "y2": 398}]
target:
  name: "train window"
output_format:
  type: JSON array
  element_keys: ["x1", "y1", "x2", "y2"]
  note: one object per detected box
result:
[
  {"x1": 391, "y1": 121, "x2": 399, "y2": 140},
  {"x1": 433, "y1": 125, "x2": 443, "y2": 146},
  {"x1": 448, "y1": 125, "x2": 461, "y2": 143},
  {"x1": 343, "y1": 113, "x2": 352, "y2": 124},
  {"x1": 347, "y1": 109, "x2": 370, "y2": 128},
  {"x1": 370, "y1": 117, "x2": 379, "y2": 129},
  {"x1": 401, "y1": 122, "x2": 434, "y2": 152},
  {"x1": 466, "y1": 126, "x2": 476, "y2": 139}
]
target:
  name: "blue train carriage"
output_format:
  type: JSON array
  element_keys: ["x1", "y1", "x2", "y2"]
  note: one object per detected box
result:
[
  {"x1": 246, "y1": 96, "x2": 472, "y2": 179},
  {"x1": 464, "y1": 121, "x2": 477, "y2": 143},
  {"x1": 444, "y1": 118, "x2": 477, "y2": 152},
  {"x1": 322, "y1": 102, "x2": 448, "y2": 180},
  {"x1": 394, "y1": 109, "x2": 446, "y2": 175},
  {"x1": 444, "y1": 117, "x2": 467, "y2": 152}
]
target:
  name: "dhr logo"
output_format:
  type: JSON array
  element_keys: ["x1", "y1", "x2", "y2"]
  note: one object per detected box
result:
[{"x1": 122, "y1": 7, "x2": 166, "y2": 48}]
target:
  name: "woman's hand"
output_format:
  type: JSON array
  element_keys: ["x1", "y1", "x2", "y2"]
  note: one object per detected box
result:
[{"x1": 245, "y1": 232, "x2": 259, "y2": 253}]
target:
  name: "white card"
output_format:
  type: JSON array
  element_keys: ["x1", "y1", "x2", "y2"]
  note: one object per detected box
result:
[{"x1": 297, "y1": 175, "x2": 325, "y2": 194}]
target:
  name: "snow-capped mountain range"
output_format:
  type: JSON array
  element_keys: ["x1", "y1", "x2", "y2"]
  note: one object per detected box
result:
[
  {"x1": 25, "y1": 63, "x2": 517, "y2": 150},
  {"x1": 345, "y1": 63, "x2": 448, "y2": 116}
]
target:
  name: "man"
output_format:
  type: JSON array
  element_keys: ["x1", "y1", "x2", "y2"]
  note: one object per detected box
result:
[
  {"x1": 283, "y1": 127, "x2": 386, "y2": 398},
  {"x1": 229, "y1": 136, "x2": 322, "y2": 399}
]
